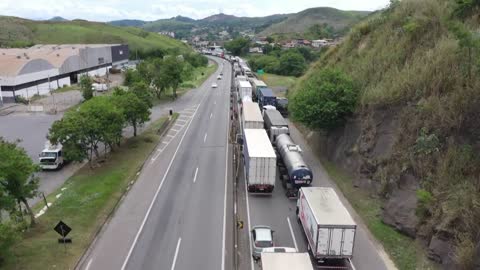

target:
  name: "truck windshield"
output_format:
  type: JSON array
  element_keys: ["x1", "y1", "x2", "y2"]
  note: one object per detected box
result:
[{"x1": 40, "y1": 152, "x2": 57, "y2": 158}]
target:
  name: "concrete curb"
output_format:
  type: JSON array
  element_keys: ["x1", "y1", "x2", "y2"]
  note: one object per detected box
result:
[{"x1": 74, "y1": 114, "x2": 179, "y2": 270}]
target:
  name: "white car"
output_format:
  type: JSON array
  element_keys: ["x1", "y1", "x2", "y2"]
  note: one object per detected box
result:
[
  {"x1": 212, "y1": 82, "x2": 218, "y2": 88},
  {"x1": 217, "y1": 75, "x2": 222, "y2": 80},
  {"x1": 251, "y1": 225, "x2": 274, "y2": 260}
]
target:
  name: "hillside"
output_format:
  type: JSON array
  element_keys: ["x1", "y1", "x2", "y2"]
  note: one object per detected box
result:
[
  {"x1": 290, "y1": 0, "x2": 480, "y2": 269},
  {"x1": 260, "y1": 7, "x2": 369, "y2": 36},
  {"x1": 0, "y1": 16, "x2": 189, "y2": 54},
  {"x1": 109, "y1": 19, "x2": 147, "y2": 27}
]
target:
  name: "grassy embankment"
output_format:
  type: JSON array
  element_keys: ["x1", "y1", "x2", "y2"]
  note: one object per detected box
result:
[
  {"x1": 3, "y1": 114, "x2": 177, "y2": 270},
  {"x1": 0, "y1": 16, "x2": 190, "y2": 53},
  {"x1": 290, "y1": 0, "x2": 480, "y2": 268},
  {"x1": 260, "y1": 73, "x2": 298, "y2": 97}
]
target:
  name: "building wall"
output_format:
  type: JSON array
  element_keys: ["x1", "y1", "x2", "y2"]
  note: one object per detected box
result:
[
  {"x1": 2, "y1": 76, "x2": 70, "y2": 99},
  {"x1": 111, "y1": 45, "x2": 129, "y2": 63}
]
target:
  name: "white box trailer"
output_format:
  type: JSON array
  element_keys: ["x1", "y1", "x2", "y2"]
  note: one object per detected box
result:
[
  {"x1": 261, "y1": 252, "x2": 314, "y2": 270},
  {"x1": 297, "y1": 187, "x2": 356, "y2": 261},
  {"x1": 243, "y1": 129, "x2": 276, "y2": 193},
  {"x1": 242, "y1": 101, "x2": 264, "y2": 129},
  {"x1": 238, "y1": 80, "x2": 252, "y2": 100}
]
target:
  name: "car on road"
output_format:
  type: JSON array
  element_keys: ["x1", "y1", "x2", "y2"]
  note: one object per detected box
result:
[
  {"x1": 220, "y1": 72, "x2": 223, "y2": 76},
  {"x1": 251, "y1": 225, "x2": 274, "y2": 260},
  {"x1": 212, "y1": 82, "x2": 218, "y2": 88},
  {"x1": 217, "y1": 75, "x2": 222, "y2": 80}
]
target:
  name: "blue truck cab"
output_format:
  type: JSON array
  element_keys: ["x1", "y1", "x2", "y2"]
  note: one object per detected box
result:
[{"x1": 258, "y1": 88, "x2": 277, "y2": 108}]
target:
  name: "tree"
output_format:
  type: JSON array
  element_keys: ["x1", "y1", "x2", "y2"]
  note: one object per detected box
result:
[
  {"x1": 49, "y1": 97, "x2": 125, "y2": 165},
  {"x1": 112, "y1": 89, "x2": 151, "y2": 136},
  {"x1": 162, "y1": 56, "x2": 184, "y2": 99},
  {"x1": 0, "y1": 222, "x2": 20, "y2": 265},
  {"x1": 290, "y1": 68, "x2": 357, "y2": 129},
  {"x1": 130, "y1": 82, "x2": 153, "y2": 108},
  {"x1": 248, "y1": 55, "x2": 280, "y2": 74},
  {"x1": 224, "y1": 37, "x2": 250, "y2": 55},
  {"x1": 124, "y1": 69, "x2": 142, "y2": 86},
  {"x1": 0, "y1": 138, "x2": 39, "y2": 225},
  {"x1": 278, "y1": 51, "x2": 307, "y2": 77},
  {"x1": 80, "y1": 75, "x2": 93, "y2": 101},
  {"x1": 266, "y1": 36, "x2": 274, "y2": 43}
]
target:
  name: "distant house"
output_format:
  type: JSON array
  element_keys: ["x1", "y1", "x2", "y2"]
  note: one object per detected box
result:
[
  {"x1": 282, "y1": 41, "x2": 296, "y2": 49},
  {"x1": 255, "y1": 41, "x2": 269, "y2": 46},
  {"x1": 249, "y1": 47, "x2": 264, "y2": 54},
  {"x1": 312, "y1": 39, "x2": 328, "y2": 48},
  {"x1": 158, "y1": 31, "x2": 175, "y2": 38}
]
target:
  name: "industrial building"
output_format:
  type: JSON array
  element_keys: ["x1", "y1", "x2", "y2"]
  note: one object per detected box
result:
[{"x1": 0, "y1": 44, "x2": 129, "y2": 104}]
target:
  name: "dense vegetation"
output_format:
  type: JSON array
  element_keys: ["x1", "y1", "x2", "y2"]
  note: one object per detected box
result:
[
  {"x1": 0, "y1": 16, "x2": 190, "y2": 55},
  {"x1": 248, "y1": 46, "x2": 322, "y2": 77},
  {"x1": 290, "y1": 0, "x2": 480, "y2": 268},
  {"x1": 260, "y1": 7, "x2": 369, "y2": 37}
]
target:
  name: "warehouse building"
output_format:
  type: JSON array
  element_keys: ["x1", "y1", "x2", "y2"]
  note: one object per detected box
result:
[{"x1": 0, "y1": 44, "x2": 129, "y2": 103}]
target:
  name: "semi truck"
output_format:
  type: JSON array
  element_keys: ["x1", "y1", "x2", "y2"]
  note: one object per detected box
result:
[
  {"x1": 242, "y1": 100, "x2": 264, "y2": 129},
  {"x1": 238, "y1": 80, "x2": 253, "y2": 101},
  {"x1": 243, "y1": 129, "x2": 276, "y2": 193},
  {"x1": 261, "y1": 252, "x2": 314, "y2": 270},
  {"x1": 251, "y1": 79, "x2": 268, "y2": 101},
  {"x1": 276, "y1": 134, "x2": 313, "y2": 197},
  {"x1": 39, "y1": 141, "x2": 65, "y2": 170},
  {"x1": 258, "y1": 88, "x2": 277, "y2": 108},
  {"x1": 263, "y1": 109, "x2": 289, "y2": 143},
  {"x1": 297, "y1": 187, "x2": 357, "y2": 267}
]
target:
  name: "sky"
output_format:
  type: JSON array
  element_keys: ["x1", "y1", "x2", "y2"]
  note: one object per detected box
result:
[{"x1": 0, "y1": 0, "x2": 390, "y2": 22}]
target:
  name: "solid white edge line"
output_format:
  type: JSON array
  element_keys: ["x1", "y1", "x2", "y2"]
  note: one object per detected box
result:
[
  {"x1": 349, "y1": 259, "x2": 357, "y2": 270},
  {"x1": 85, "y1": 258, "x2": 93, "y2": 270},
  {"x1": 287, "y1": 216, "x2": 298, "y2": 251},
  {"x1": 221, "y1": 62, "x2": 230, "y2": 270},
  {"x1": 193, "y1": 167, "x2": 199, "y2": 183},
  {"x1": 244, "y1": 161, "x2": 254, "y2": 270},
  {"x1": 170, "y1": 238, "x2": 182, "y2": 270},
  {"x1": 121, "y1": 91, "x2": 205, "y2": 270},
  {"x1": 210, "y1": 113, "x2": 213, "y2": 119}
]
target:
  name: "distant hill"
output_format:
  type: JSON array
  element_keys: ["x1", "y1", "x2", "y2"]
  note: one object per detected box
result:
[
  {"x1": 200, "y1": 13, "x2": 238, "y2": 23},
  {"x1": 0, "y1": 16, "x2": 190, "y2": 53},
  {"x1": 109, "y1": 19, "x2": 146, "y2": 27},
  {"x1": 260, "y1": 7, "x2": 370, "y2": 36},
  {"x1": 48, "y1": 16, "x2": 68, "y2": 22}
]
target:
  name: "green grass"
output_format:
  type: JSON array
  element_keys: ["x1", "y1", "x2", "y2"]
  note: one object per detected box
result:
[
  {"x1": 260, "y1": 73, "x2": 298, "y2": 96},
  {"x1": 0, "y1": 16, "x2": 190, "y2": 53},
  {"x1": 3, "y1": 115, "x2": 175, "y2": 270},
  {"x1": 321, "y1": 161, "x2": 436, "y2": 270}
]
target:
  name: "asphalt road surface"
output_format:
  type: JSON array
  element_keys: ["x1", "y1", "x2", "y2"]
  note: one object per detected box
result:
[{"x1": 78, "y1": 57, "x2": 234, "y2": 270}]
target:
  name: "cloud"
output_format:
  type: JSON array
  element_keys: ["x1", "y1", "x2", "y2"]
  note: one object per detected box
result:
[{"x1": 1, "y1": 0, "x2": 390, "y2": 21}]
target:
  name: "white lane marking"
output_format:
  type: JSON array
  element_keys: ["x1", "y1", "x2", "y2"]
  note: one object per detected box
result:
[
  {"x1": 287, "y1": 217, "x2": 298, "y2": 251},
  {"x1": 167, "y1": 134, "x2": 174, "y2": 138},
  {"x1": 221, "y1": 85, "x2": 230, "y2": 270},
  {"x1": 214, "y1": 101, "x2": 216, "y2": 105},
  {"x1": 193, "y1": 167, "x2": 199, "y2": 183},
  {"x1": 174, "y1": 124, "x2": 184, "y2": 128},
  {"x1": 121, "y1": 99, "x2": 203, "y2": 270},
  {"x1": 210, "y1": 113, "x2": 213, "y2": 119},
  {"x1": 170, "y1": 238, "x2": 182, "y2": 270},
  {"x1": 348, "y1": 259, "x2": 357, "y2": 270},
  {"x1": 204, "y1": 133, "x2": 208, "y2": 143},
  {"x1": 85, "y1": 258, "x2": 93, "y2": 270},
  {"x1": 171, "y1": 129, "x2": 180, "y2": 132}
]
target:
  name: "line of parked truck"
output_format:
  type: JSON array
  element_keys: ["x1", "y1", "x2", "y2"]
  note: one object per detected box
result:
[{"x1": 232, "y1": 56, "x2": 357, "y2": 269}]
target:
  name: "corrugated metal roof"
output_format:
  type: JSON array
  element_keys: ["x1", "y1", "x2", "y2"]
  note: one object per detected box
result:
[
  {"x1": 301, "y1": 187, "x2": 356, "y2": 226},
  {"x1": 244, "y1": 129, "x2": 276, "y2": 158},
  {"x1": 0, "y1": 44, "x2": 120, "y2": 77}
]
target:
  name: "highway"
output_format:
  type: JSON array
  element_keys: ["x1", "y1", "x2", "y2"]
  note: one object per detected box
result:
[{"x1": 78, "y1": 56, "x2": 234, "y2": 270}]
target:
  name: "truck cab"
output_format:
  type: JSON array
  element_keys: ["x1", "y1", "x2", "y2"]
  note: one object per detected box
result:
[{"x1": 39, "y1": 142, "x2": 64, "y2": 170}]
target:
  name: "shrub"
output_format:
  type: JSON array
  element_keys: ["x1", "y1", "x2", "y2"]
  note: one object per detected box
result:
[{"x1": 290, "y1": 68, "x2": 357, "y2": 129}]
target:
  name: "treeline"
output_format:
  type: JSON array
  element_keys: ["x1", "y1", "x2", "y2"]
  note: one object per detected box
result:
[
  {"x1": 125, "y1": 52, "x2": 209, "y2": 99},
  {"x1": 249, "y1": 46, "x2": 322, "y2": 77}
]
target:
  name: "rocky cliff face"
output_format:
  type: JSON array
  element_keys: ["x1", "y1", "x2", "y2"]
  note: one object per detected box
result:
[{"x1": 307, "y1": 105, "x2": 462, "y2": 268}]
